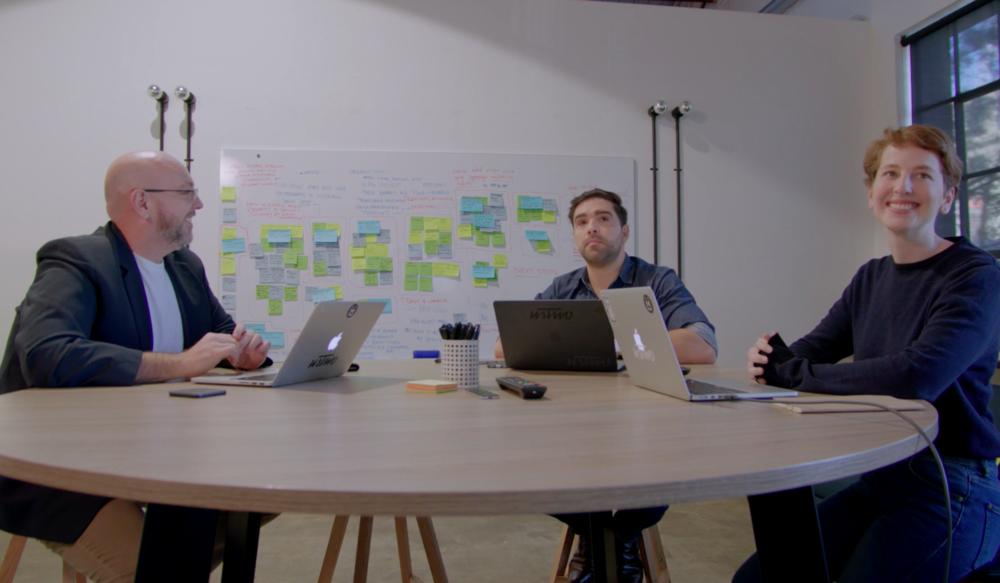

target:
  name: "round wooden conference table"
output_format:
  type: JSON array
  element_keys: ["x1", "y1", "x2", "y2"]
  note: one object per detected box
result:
[{"x1": 0, "y1": 360, "x2": 937, "y2": 583}]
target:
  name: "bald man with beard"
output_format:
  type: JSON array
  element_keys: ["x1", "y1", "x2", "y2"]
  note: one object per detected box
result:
[{"x1": 0, "y1": 152, "x2": 270, "y2": 582}]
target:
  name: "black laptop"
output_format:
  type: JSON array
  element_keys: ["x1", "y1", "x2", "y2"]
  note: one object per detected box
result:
[{"x1": 493, "y1": 300, "x2": 621, "y2": 372}]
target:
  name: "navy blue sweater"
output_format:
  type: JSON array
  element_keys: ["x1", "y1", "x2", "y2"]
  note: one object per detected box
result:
[{"x1": 767, "y1": 237, "x2": 1000, "y2": 459}]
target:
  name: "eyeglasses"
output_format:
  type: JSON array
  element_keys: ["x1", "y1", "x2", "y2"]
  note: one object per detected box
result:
[{"x1": 143, "y1": 188, "x2": 199, "y2": 200}]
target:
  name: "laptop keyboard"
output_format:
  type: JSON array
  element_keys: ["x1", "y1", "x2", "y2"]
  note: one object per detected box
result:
[
  {"x1": 240, "y1": 373, "x2": 278, "y2": 382},
  {"x1": 686, "y1": 379, "x2": 741, "y2": 395}
]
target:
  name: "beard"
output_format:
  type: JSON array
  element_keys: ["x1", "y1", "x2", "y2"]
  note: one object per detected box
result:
[
  {"x1": 580, "y1": 237, "x2": 623, "y2": 267},
  {"x1": 156, "y1": 213, "x2": 193, "y2": 249}
]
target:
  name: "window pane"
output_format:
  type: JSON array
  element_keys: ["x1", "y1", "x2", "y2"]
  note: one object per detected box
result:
[
  {"x1": 914, "y1": 102, "x2": 956, "y2": 140},
  {"x1": 957, "y1": 7, "x2": 1000, "y2": 93},
  {"x1": 961, "y1": 90, "x2": 1000, "y2": 174},
  {"x1": 912, "y1": 26, "x2": 955, "y2": 108},
  {"x1": 967, "y1": 173, "x2": 1000, "y2": 252}
]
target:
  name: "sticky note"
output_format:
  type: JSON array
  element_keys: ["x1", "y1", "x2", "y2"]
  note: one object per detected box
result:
[
  {"x1": 457, "y1": 224, "x2": 473, "y2": 239},
  {"x1": 351, "y1": 258, "x2": 365, "y2": 272},
  {"x1": 221, "y1": 238, "x2": 246, "y2": 254},
  {"x1": 491, "y1": 232, "x2": 506, "y2": 247},
  {"x1": 221, "y1": 256, "x2": 236, "y2": 275},
  {"x1": 424, "y1": 217, "x2": 440, "y2": 231},
  {"x1": 408, "y1": 244, "x2": 422, "y2": 260},
  {"x1": 358, "y1": 220, "x2": 381, "y2": 235},
  {"x1": 256, "y1": 285, "x2": 269, "y2": 300},
  {"x1": 535, "y1": 240, "x2": 552, "y2": 252},
  {"x1": 311, "y1": 287, "x2": 335, "y2": 303},
  {"x1": 474, "y1": 215, "x2": 495, "y2": 230},
  {"x1": 290, "y1": 226, "x2": 304, "y2": 239},
  {"x1": 405, "y1": 262, "x2": 420, "y2": 276},
  {"x1": 542, "y1": 211, "x2": 557, "y2": 223},
  {"x1": 268, "y1": 286, "x2": 283, "y2": 300},
  {"x1": 525, "y1": 230, "x2": 549, "y2": 241},
  {"x1": 418, "y1": 262, "x2": 433, "y2": 276},
  {"x1": 268, "y1": 299, "x2": 283, "y2": 316},
  {"x1": 291, "y1": 238, "x2": 304, "y2": 253},
  {"x1": 542, "y1": 199, "x2": 558, "y2": 212},
  {"x1": 268, "y1": 229, "x2": 292, "y2": 244},
  {"x1": 284, "y1": 286, "x2": 298, "y2": 301},
  {"x1": 314, "y1": 259, "x2": 328, "y2": 276},
  {"x1": 222, "y1": 227, "x2": 238, "y2": 240},
  {"x1": 440, "y1": 218, "x2": 452, "y2": 231},
  {"x1": 489, "y1": 193, "x2": 504, "y2": 207},
  {"x1": 408, "y1": 230, "x2": 423, "y2": 244},
  {"x1": 517, "y1": 209, "x2": 530, "y2": 222},
  {"x1": 364, "y1": 257, "x2": 381, "y2": 272},
  {"x1": 404, "y1": 274, "x2": 418, "y2": 291},
  {"x1": 379, "y1": 272, "x2": 393, "y2": 285},
  {"x1": 314, "y1": 229, "x2": 339, "y2": 243},
  {"x1": 297, "y1": 255, "x2": 308, "y2": 270},
  {"x1": 364, "y1": 272, "x2": 378, "y2": 286},
  {"x1": 350, "y1": 246, "x2": 365, "y2": 258},
  {"x1": 410, "y1": 216, "x2": 424, "y2": 231},
  {"x1": 437, "y1": 244, "x2": 453, "y2": 259},
  {"x1": 365, "y1": 234, "x2": 377, "y2": 243},
  {"x1": 519, "y1": 196, "x2": 544, "y2": 210},
  {"x1": 283, "y1": 251, "x2": 297, "y2": 266},
  {"x1": 379, "y1": 257, "x2": 393, "y2": 272},
  {"x1": 493, "y1": 254, "x2": 508, "y2": 268},
  {"x1": 425, "y1": 241, "x2": 439, "y2": 256},
  {"x1": 475, "y1": 231, "x2": 489, "y2": 246},
  {"x1": 261, "y1": 331, "x2": 285, "y2": 348},
  {"x1": 473, "y1": 278, "x2": 488, "y2": 288},
  {"x1": 460, "y1": 197, "x2": 484, "y2": 213},
  {"x1": 367, "y1": 243, "x2": 389, "y2": 257},
  {"x1": 418, "y1": 277, "x2": 433, "y2": 292},
  {"x1": 433, "y1": 262, "x2": 460, "y2": 278},
  {"x1": 472, "y1": 265, "x2": 496, "y2": 279},
  {"x1": 221, "y1": 186, "x2": 237, "y2": 202}
]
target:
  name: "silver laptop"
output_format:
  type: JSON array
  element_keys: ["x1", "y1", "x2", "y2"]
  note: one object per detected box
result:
[
  {"x1": 600, "y1": 287, "x2": 798, "y2": 401},
  {"x1": 192, "y1": 301, "x2": 383, "y2": 387}
]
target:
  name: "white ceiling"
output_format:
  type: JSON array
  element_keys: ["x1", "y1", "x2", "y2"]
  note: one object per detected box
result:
[{"x1": 590, "y1": 0, "x2": 873, "y2": 21}]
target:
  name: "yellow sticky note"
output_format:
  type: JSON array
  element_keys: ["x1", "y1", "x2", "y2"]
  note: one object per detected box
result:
[
  {"x1": 290, "y1": 225, "x2": 304, "y2": 239},
  {"x1": 365, "y1": 234, "x2": 377, "y2": 243},
  {"x1": 367, "y1": 243, "x2": 389, "y2": 257},
  {"x1": 220, "y1": 186, "x2": 237, "y2": 202},
  {"x1": 351, "y1": 257, "x2": 365, "y2": 272},
  {"x1": 283, "y1": 251, "x2": 297, "y2": 266},
  {"x1": 493, "y1": 254, "x2": 508, "y2": 268},
  {"x1": 424, "y1": 217, "x2": 440, "y2": 231},
  {"x1": 221, "y1": 256, "x2": 236, "y2": 275},
  {"x1": 457, "y1": 224, "x2": 473, "y2": 239},
  {"x1": 408, "y1": 230, "x2": 423, "y2": 244},
  {"x1": 441, "y1": 218, "x2": 452, "y2": 232},
  {"x1": 432, "y1": 262, "x2": 460, "y2": 278},
  {"x1": 542, "y1": 210, "x2": 557, "y2": 223},
  {"x1": 350, "y1": 246, "x2": 365, "y2": 258},
  {"x1": 222, "y1": 227, "x2": 238, "y2": 240},
  {"x1": 268, "y1": 299, "x2": 283, "y2": 315},
  {"x1": 424, "y1": 230, "x2": 440, "y2": 243},
  {"x1": 332, "y1": 285, "x2": 343, "y2": 299},
  {"x1": 473, "y1": 278, "x2": 488, "y2": 288}
]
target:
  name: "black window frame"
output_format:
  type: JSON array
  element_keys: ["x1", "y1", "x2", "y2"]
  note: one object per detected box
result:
[{"x1": 903, "y1": 0, "x2": 1000, "y2": 257}]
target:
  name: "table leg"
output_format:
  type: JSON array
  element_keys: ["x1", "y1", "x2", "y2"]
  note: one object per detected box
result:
[
  {"x1": 586, "y1": 511, "x2": 617, "y2": 583},
  {"x1": 221, "y1": 512, "x2": 262, "y2": 583},
  {"x1": 747, "y1": 486, "x2": 830, "y2": 583},
  {"x1": 136, "y1": 504, "x2": 218, "y2": 583}
]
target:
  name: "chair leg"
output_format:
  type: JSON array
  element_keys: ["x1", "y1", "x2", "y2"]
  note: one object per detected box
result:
[
  {"x1": 394, "y1": 517, "x2": 414, "y2": 583},
  {"x1": 353, "y1": 516, "x2": 374, "y2": 583},
  {"x1": 0, "y1": 536, "x2": 27, "y2": 583},
  {"x1": 317, "y1": 516, "x2": 350, "y2": 583},
  {"x1": 415, "y1": 517, "x2": 448, "y2": 583},
  {"x1": 550, "y1": 525, "x2": 575, "y2": 583},
  {"x1": 640, "y1": 527, "x2": 671, "y2": 583}
]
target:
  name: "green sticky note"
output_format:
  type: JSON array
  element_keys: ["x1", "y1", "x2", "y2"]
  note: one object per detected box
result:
[
  {"x1": 431, "y1": 262, "x2": 448, "y2": 277},
  {"x1": 528, "y1": 209, "x2": 543, "y2": 221},
  {"x1": 221, "y1": 256, "x2": 236, "y2": 275},
  {"x1": 424, "y1": 217, "x2": 439, "y2": 231},
  {"x1": 517, "y1": 209, "x2": 530, "y2": 222},
  {"x1": 535, "y1": 240, "x2": 552, "y2": 252},
  {"x1": 291, "y1": 238, "x2": 304, "y2": 253},
  {"x1": 290, "y1": 225, "x2": 304, "y2": 239},
  {"x1": 284, "y1": 286, "x2": 298, "y2": 301},
  {"x1": 221, "y1": 186, "x2": 237, "y2": 202},
  {"x1": 491, "y1": 232, "x2": 506, "y2": 247},
  {"x1": 439, "y1": 231, "x2": 452, "y2": 245},
  {"x1": 473, "y1": 278, "x2": 488, "y2": 288},
  {"x1": 418, "y1": 277, "x2": 433, "y2": 292},
  {"x1": 408, "y1": 230, "x2": 423, "y2": 244},
  {"x1": 457, "y1": 224, "x2": 473, "y2": 239},
  {"x1": 297, "y1": 255, "x2": 308, "y2": 270},
  {"x1": 441, "y1": 218, "x2": 452, "y2": 232},
  {"x1": 493, "y1": 254, "x2": 508, "y2": 268},
  {"x1": 350, "y1": 246, "x2": 365, "y2": 258},
  {"x1": 379, "y1": 257, "x2": 393, "y2": 272},
  {"x1": 405, "y1": 262, "x2": 419, "y2": 276},
  {"x1": 364, "y1": 257, "x2": 381, "y2": 272},
  {"x1": 475, "y1": 231, "x2": 489, "y2": 246},
  {"x1": 542, "y1": 210, "x2": 557, "y2": 223},
  {"x1": 261, "y1": 240, "x2": 272, "y2": 253},
  {"x1": 410, "y1": 216, "x2": 424, "y2": 232},
  {"x1": 351, "y1": 257, "x2": 365, "y2": 272},
  {"x1": 425, "y1": 241, "x2": 439, "y2": 255},
  {"x1": 256, "y1": 285, "x2": 269, "y2": 299},
  {"x1": 404, "y1": 274, "x2": 418, "y2": 291},
  {"x1": 314, "y1": 259, "x2": 328, "y2": 276},
  {"x1": 268, "y1": 299, "x2": 283, "y2": 316},
  {"x1": 418, "y1": 262, "x2": 433, "y2": 276},
  {"x1": 364, "y1": 272, "x2": 378, "y2": 286},
  {"x1": 283, "y1": 251, "x2": 297, "y2": 266},
  {"x1": 424, "y1": 230, "x2": 440, "y2": 243}
]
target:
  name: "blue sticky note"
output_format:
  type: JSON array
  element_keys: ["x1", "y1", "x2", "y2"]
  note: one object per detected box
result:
[
  {"x1": 314, "y1": 229, "x2": 339, "y2": 243},
  {"x1": 311, "y1": 288, "x2": 336, "y2": 303},
  {"x1": 246, "y1": 323, "x2": 266, "y2": 334},
  {"x1": 260, "y1": 331, "x2": 285, "y2": 349},
  {"x1": 358, "y1": 220, "x2": 381, "y2": 235},
  {"x1": 471, "y1": 265, "x2": 496, "y2": 279},
  {"x1": 221, "y1": 238, "x2": 246, "y2": 254},
  {"x1": 367, "y1": 298, "x2": 393, "y2": 314},
  {"x1": 525, "y1": 230, "x2": 549, "y2": 241},
  {"x1": 460, "y1": 197, "x2": 484, "y2": 213},
  {"x1": 520, "y1": 196, "x2": 544, "y2": 210},
  {"x1": 473, "y1": 214, "x2": 496, "y2": 230},
  {"x1": 268, "y1": 229, "x2": 292, "y2": 244}
]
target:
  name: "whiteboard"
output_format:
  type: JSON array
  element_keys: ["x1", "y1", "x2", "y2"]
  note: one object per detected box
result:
[{"x1": 218, "y1": 149, "x2": 635, "y2": 360}]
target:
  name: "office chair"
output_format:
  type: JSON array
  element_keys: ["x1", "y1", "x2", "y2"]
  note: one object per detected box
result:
[{"x1": 550, "y1": 524, "x2": 671, "y2": 583}]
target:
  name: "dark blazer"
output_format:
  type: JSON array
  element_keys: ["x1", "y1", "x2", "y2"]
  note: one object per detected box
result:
[{"x1": 0, "y1": 222, "x2": 236, "y2": 542}]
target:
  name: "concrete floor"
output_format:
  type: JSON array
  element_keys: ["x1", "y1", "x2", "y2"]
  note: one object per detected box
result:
[{"x1": 0, "y1": 498, "x2": 755, "y2": 582}]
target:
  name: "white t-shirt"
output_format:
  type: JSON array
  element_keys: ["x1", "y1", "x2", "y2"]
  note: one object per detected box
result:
[{"x1": 133, "y1": 254, "x2": 184, "y2": 354}]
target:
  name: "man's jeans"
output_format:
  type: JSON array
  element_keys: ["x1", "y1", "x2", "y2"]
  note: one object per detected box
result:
[{"x1": 733, "y1": 452, "x2": 1000, "y2": 583}]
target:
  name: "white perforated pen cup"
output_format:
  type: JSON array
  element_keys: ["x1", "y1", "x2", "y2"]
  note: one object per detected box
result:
[{"x1": 441, "y1": 340, "x2": 480, "y2": 389}]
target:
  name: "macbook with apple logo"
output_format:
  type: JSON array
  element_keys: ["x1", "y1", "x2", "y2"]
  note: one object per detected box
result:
[
  {"x1": 192, "y1": 300, "x2": 383, "y2": 388},
  {"x1": 600, "y1": 287, "x2": 797, "y2": 401}
]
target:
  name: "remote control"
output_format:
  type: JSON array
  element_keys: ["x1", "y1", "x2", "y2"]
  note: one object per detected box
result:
[
  {"x1": 465, "y1": 386, "x2": 499, "y2": 399},
  {"x1": 496, "y1": 376, "x2": 547, "y2": 399}
]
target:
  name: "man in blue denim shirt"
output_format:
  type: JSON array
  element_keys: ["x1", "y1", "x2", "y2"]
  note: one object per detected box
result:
[{"x1": 497, "y1": 188, "x2": 717, "y2": 582}]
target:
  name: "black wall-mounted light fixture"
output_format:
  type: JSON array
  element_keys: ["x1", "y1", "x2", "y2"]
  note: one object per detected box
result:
[
  {"x1": 175, "y1": 86, "x2": 196, "y2": 171},
  {"x1": 648, "y1": 100, "x2": 691, "y2": 278}
]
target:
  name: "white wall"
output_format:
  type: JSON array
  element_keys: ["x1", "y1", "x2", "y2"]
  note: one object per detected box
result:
[{"x1": 0, "y1": 0, "x2": 879, "y2": 366}]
